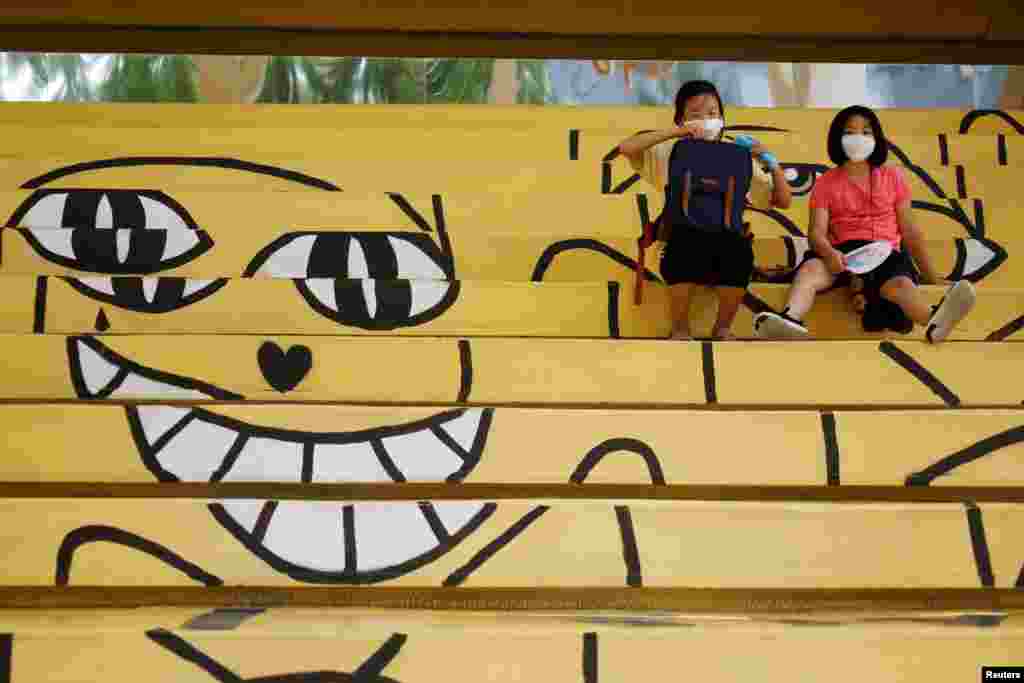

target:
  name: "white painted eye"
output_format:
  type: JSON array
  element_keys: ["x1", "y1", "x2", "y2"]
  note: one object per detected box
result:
[
  {"x1": 95, "y1": 195, "x2": 114, "y2": 229},
  {"x1": 255, "y1": 234, "x2": 316, "y2": 277},
  {"x1": 139, "y1": 195, "x2": 190, "y2": 231},
  {"x1": 161, "y1": 229, "x2": 201, "y2": 261},
  {"x1": 304, "y1": 278, "x2": 339, "y2": 312},
  {"x1": 348, "y1": 238, "x2": 370, "y2": 278},
  {"x1": 389, "y1": 236, "x2": 447, "y2": 279},
  {"x1": 784, "y1": 168, "x2": 798, "y2": 182},
  {"x1": 963, "y1": 239, "x2": 997, "y2": 276},
  {"x1": 18, "y1": 192, "x2": 68, "y2": 227},
  {"x1": 75, "y1": 276, "x2": 116, "y2": 297},
  {"x1": 181, "y1": 279, "x2": 215, "y2": 297},
  {"x1": 24, "y1": 228, "x2": 75, "y2": 259},
  {"x1": 409, "y1": 281, "x2": 452, "y2": 317}
]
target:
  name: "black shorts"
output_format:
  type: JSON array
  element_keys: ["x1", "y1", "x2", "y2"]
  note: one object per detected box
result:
[
  {"x1": 659, "y1": 228, "x2": 754, "y2": 289},
  {"x1": 798, "y1": 239, "x2": 919, "y2": 292}
]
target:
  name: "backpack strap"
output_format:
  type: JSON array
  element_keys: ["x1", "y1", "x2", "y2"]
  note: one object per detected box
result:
[{"x1": 724, "y1": 176, "x2": 735, "y2": 229}]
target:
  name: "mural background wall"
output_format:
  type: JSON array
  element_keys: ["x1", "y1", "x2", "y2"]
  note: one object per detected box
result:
[{"x1": 0, "y1": 54, "x2": 1020, "y2": 109}]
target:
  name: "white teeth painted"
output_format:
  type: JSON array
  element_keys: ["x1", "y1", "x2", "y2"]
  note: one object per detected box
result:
[
  {"x1": 791, "y1": 237, "x2": 810, "y2": 266},
  {"x1": 305, "y1": 278, "x2": 338, "y2": 312},
  {"x1": 389, "y1": 236, "x2": 446, "y2": 279},
  {"x1": 139, "y1": 195, "x2": 190, "y2": 232},
  {"x1": 77, "y1": 276, "x2": 116, "y2": 297},
  {"x1": 76, "y1": 340, "x2": 119, "y2": 396},
  {"x1": 314, "y1": 442, "x2": 393, "y2": 482},
  {"x1": 219, "y1": 437, "x2": 302, "y2": 482},
  {"x1": 362, "y1": 278, "x2": 378, "y2": 319},
  {"x1": 353, "y1": 503, "x2": 436, "y2": 571},
  {"x1": 116, "y1": 229, "x2": 131, "y2": 263},
  {"x1": 439, "y1": 409, "x2": 485, "y2": 453},
  {"x1": 96, "y1": 195, "x2": 114, "y2": 229},
  {"x1": 27, "y1": 228, "x2": 75, "y2": 259},
  {"x1": 162, "y1": 230, "x2": 201, "y2": 261},
  {"x1": 181, "y1": 279, "x2": 214, "y2": 297},
  {"x1": 217, "y1": 499, "x2": 266, "y2": 534},
  {"x1": 408, "y1": 281, "x2": 450, "y2": 317},
  {"x1": 380, "y1": 430, "x2": 463, "y2": 481},
  {"x1": 963, "y1": 239, "x2": 996, "y2": 276},
  {"x1": 347, "y1": 238, "x2": 370, "y2": 279},
  {"x1": 135, "y1": 405, "x2": 192, "y2": 446},
  {"x1": 434, "y1": 502, "x2": 488, "y2": 536},
  {"x1": 113, "y1": 374, "x2": 211, "y2": 400},
  {"x1": 152, "y1": 418, "x2": 238, "y2": 481},
  {"x1": 259, "y1": 234, "x2": 315, "y2": 278},
  {"x1": 142, "y1": 278, "x2": 159, "y2": 304},
  {"x1": 19, "y1": 192, "x2": 68, "y2": 227},
  {"x1": 262, "y1": 501, "x2": 348, "y2": 571}
]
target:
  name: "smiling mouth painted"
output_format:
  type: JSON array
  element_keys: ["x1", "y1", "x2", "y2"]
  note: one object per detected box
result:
[{"x1": 66, "y1": 334, "x2": 497, "y2": 583}]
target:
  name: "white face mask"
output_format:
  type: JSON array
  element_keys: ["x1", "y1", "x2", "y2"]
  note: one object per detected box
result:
[
  {"x1": 686, "y1": 117, "x2": 723, "y2": 140},
  {"x1": 842, "y1": 134, "x2": 875, "y2": 161}
]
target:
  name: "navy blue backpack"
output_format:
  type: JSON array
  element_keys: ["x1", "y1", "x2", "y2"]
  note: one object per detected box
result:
[{"x1": 635, "y1": 138, "x2": 754, "y2": 304}]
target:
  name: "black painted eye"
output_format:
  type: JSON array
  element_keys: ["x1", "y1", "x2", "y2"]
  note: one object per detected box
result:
[
  {"x1": 781, "y1": 163, "x2": 830, "y2": 196},
  {"x1": 10, "y1": 189, "x2": 211, "y2": 274},
  {"x1": 245, "y1": 232, "x2": 458, "y2": 330},
  {"x1": 65, "y1": 276, "x2": 227, "y2": 313}
]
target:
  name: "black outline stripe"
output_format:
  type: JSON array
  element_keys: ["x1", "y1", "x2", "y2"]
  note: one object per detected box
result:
[
  {"x1": 418, "y1": 501, "x2": 451, "y2": 542},
  {"x1": 443, "y1": 504, "x2": 546, "y2": 587},
  {"x1": 614, "y1": 505, "x2": 643, "y2": 587},
  {"x1": 20, "y1": 157, "x2": 340, "y2": 191},
  {"x1": 530, "y1": 239, "x2": 662, "y2": 283},
  {"x1": 431, "y1": 425, "x2": 471, "y2": 462},
  {"x1": 879, "y1": 341, "x2": 960, "y2": 407},
  {"x1": 371, "y1": 439, "x2": 406, "y2": 483},
  {"x1": 973, "y1": 199, "x2": 986, "y2": 238},
  {"x1": 0, "y1": 634, "x2": 8, "y2": 683},
  {"x1": 612, "y1": 174, "x2": 642, "y2": 195},
  {"x1": 301, "y1": 442, "x2": 314, "y2": 484},
  {"x1": 583, "y1": 632, "x2": 598, "y2": 683},
  {"x1": 182, "y1": 607, "x2": 266, "y2": 631},
  {"x1": 986, "y1": 315, "x2": 1024, "y2": 342},
  {"x1": 955, "y1": 165, "x2": 967, "y2": 199},
  {"x1": 209, "y1": 433, "x2": 250, "y2": 483},
  {"x1": 56, "y1": 525, "x2": 222, "y2": 586},
  {"x1": 385, "y1": 193, "x2": 431, "y2": 232},
  {"x1": 149, "y1": 412, "x2": 197, "y2": 455},
  {"x1": 94, "y1": 308, "x2": 111, "y2": 332},
  {"x1": 601, "y1": 162, "x2": 612, "y2": 193},
  {"x1": 905, "y1": 426, "x2": 1024, "y2": 486},
  {"x1": 570, "y1": 438, "x2": 666, "y2": 485},
  {"x1": 938, "y1": 134, "x2": 949, "y2": 166},
  {"x1": 950, "y1": 238, "x2": 967, "y2": 281},
  {"x1": 821, "y1": 412, "x2": 841, "y2": 486},
  {"x1": 965, "y1": 502, "x2": 995, "y2": 588},
  {"x1": 959, "y1": 110, "x2": 1024, "y2": 135},
  {"x1": 636, "y1": 193, "x2": 650, "y2": 226},
  {"x1": 569, "y1": 129, "x2": 580, "y2": 160},
  {"x1": 457, "y1": 339, "x2": 473, "y2": 402},
  {"x1": 353, "y1": 633, "x2": 408, "y2": 681},
  {"x1": 251, "y1": 501, "x2": 278, "y2": 544},
  {"x1": 702, "y1": 341, "x2": 717, "y2": 404},
  {"x1": 33, "y1": 275, "x2": 47, "y2": 333},
  {"x1": 431, "y1": 194, "x2": 456, "y2": 280},
  {"x1": 146, "y1": 629, "x2": 241, "y2": 682},
  {"x1": 998, "y1": 134, "x2": 1008, "y2": 166},
  {"x1": 607, "y1": 282, "x2": 621, "y2": 338},
  {"x1": 343, "y1": 505, "x2": 357, "y2": 574},
  {"x1": 783, "y1": 236, "x2": 797, "y2": 269}
]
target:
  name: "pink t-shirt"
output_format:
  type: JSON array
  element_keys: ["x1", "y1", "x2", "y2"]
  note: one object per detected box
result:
[{"x1": 808, "y1": 165, "x2": 912, "y2": 250}]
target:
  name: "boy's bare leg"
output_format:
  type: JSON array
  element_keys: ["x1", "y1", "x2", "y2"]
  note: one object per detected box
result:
[
  {"x1": 712, "y1": 286, "x2": 745, "y2": 339},
  {"x1": 667, "y1": 283, "x2": 695, "y2": 339}
]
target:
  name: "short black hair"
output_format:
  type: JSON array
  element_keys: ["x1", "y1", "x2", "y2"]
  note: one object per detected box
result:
[
  {"x1": 827, "y1": 105, "x2": 889, "y2": 167},
  {"x1": 673, "y1": 80, "x2": 724, "y2": 126}
]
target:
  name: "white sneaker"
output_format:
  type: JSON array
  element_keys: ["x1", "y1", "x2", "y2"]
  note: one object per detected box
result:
[
  {"x1": 926, "y1": 280, "x2": 977, "y2": 344},
  {"x1": 753, "y1": 311, "x2": 809, "y2": 339}
]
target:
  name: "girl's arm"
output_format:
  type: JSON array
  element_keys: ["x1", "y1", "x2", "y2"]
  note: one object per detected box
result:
[
  {"x1": 617, "y1": 124, "x2": 700, "y2": 165},
  {"x1": 898, "y1": 201, "x2": 943, "y2": 284}
]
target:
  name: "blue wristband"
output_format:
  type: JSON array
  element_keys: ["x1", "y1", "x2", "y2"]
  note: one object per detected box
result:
[
  {"x1": 734, "y1": 134, "x2": 757, "y2": 150},
  {"x1": 760, "y1": 151, "x2": 780, "y2": 170}
]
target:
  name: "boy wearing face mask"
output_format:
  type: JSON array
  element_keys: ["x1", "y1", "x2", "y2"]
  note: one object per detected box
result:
[
  {"x1": 753, "y1": 105, "x2": 976, "y2": 343},
  {"x1": 618, "y1": 80, "x2": 793, "y2": 340}
]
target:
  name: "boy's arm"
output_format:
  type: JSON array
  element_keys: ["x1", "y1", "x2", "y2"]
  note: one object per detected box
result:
[
  {"x1": 618, "y1": 124, "x2": 700, "y2": 167},
  {"x1": 898, "y1": 201, "x2": 943, "y2": 284}
]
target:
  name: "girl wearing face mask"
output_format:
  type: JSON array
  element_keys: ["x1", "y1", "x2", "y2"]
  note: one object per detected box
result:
[
  {"x1": 753, "y1": 105, "x2": 976, "y2": 343},
  {"x1": 618, "y1": 80, "x2": 793, "y2": 340}
]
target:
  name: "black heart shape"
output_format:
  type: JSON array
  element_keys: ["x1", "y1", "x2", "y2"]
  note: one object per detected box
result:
[{"x1": 257, "y1": 342, "x2": 312, "y2": 393}]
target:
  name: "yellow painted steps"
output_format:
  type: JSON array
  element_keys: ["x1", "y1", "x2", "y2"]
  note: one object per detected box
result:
[
  {"x1": 3, "y1": 617, "x2": 1023, "y2": 683},
  {"x1": 1, "y1": 226, "x2": 1014, "y2": 288},
  {"x1": 1, "y1": 404, "x2": 1023, "y2": 487},
  {"x1": 2, "y1": 335, "x2": 1021, "y2": 406},
  {"x1": 0, "y1": 103, "x2": 1017, "y2": 135},
  {"x1": 1, "y1": 274, "x2": 1019, "y2": 340},
  {"x1": 0, "y1": 156, "x2": 1011, "y2": 203},
  {"x1": 0, "y1": 497, "x2": 1019, "y2": 588},
  {"x1": 0, "y1": 127, "x2": 1018, "y2": 168}
]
